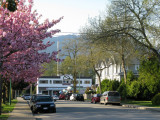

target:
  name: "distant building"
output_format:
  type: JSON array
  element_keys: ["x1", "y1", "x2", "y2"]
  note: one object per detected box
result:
[{"x1": 36, "y1": 75, "x2": 92, "y2": 96}]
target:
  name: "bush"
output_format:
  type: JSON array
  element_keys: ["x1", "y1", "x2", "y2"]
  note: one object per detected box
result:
[
  {"x1": 85, "y1": 87, "x2": 90, "y2": 94},
  {"x1": 85, "y1": 87, "x2": 96, "y2": 94},
  {"x1": 152, "y1": 93, "x2": 160, "y2": 105},
  {"x1": 85, "y1": 90, "x2": 96, "y2": 94},
  {"x1": 118, "y1": 79, "x2": 126, "y2": 100},
  {"x1": 127, "y1": 81, "x2": 140, "y2": 98}
]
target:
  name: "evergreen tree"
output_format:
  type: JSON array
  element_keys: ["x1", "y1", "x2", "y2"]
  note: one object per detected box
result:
[{"x1": 7, "y1": 0, "x2": 18, "y2": 12}]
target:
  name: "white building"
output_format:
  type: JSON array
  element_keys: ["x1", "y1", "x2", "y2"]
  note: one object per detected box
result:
[
  {"x1": 36, "y1": 75, "x2": 92, "y2": 96},
  {"x1": 95, "y1": 58, "x2": 139, "y2": 85}
]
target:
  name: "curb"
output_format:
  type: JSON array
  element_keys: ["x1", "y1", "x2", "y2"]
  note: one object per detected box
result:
[{"x1": 122, "y1": 104, "x2": 160, "y2": 112}]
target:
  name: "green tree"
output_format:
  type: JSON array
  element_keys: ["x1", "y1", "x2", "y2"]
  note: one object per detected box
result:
[
  {"x1": 7, "y1": 0, "x2": 18, "y2": 12},
  {"x1": 60, "y1": 38, "x2": 85, "y2": 93},
  {"x1": 42, "y1": 60, "x2": 57, "y2": 76},
  {"x1": 99, "y1": 79, "x2": 119, "y2": 94},
  {"x1": 108, "y1": 0, "x2": 160, "y2": 62},
  {"x1": 126, "y1": 71, "x2": 140, "y2": 98},
  {"x1": 0, "y1": 0, "x2": 18, "y2": 12},
  {"x1": 138, "y1": 56, "x2": 160, "y2": 95}
]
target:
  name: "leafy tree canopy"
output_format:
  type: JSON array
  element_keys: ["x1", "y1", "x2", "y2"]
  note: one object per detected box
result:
[{"x1": 139, "y1": 56, "x2": 160, "y2": 94}]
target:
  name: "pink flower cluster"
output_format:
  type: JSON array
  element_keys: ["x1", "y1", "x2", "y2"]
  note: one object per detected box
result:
[{"x1": 0, "y1": 0, "x2": 63, "y2": 83}]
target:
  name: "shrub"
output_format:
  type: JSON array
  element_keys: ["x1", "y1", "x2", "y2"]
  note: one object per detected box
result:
[
  {"x1": 152, "y1": 93, "x2": 160, "y2": 105},
  {"x1": 85, "y1": 90, "x2": 96, "y2": 94},
  {"x1": 85, "y1": 87, "x2": 90, "y2": 94},
  {"x1": 85, "y1": 87, "x2": 96, "y2": 94}
]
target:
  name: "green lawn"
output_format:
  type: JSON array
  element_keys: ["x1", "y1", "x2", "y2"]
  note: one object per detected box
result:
[
  {"x1": 121, "y1": 100, "x2": 160, "y2": 107},
  {"x1": 0, "y1": 99, "x2": 18, "y2": 120}
]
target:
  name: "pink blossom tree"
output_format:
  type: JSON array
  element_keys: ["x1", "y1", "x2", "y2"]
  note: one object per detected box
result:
[{"x1": 0, "y1": 0, "x2": 63, "y2": 115}]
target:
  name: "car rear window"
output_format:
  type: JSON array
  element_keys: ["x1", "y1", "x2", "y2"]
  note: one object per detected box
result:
[
  {"x1": 108, "y1": 92, "x2": 120, "y2": 96},
  {"x1": 36, "y1": 96, "x2": 53, "y2": 102},
  {"x1": 97, "y1": 94, "x2": 101, "y2": 97}
]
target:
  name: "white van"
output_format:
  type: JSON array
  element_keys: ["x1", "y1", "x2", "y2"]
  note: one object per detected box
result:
[{"x1": 100, "y1": 91, "x2": 121, "y2": 105}]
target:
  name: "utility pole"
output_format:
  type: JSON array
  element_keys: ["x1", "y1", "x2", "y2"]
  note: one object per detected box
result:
[
  {"x1": 79, "y1": 73, "x2": 80, "y2": 93},
  {"x1": 57, "y1": 40, "x2": 59, "y2": 76}
]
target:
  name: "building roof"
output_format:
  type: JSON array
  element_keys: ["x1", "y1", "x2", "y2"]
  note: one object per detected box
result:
[
  {"x1": 39, "y1": 76, "x2": 61, "y2": 78},
  {"x1": 39, "y1": 76, "x2": 92, "y2": 79}
]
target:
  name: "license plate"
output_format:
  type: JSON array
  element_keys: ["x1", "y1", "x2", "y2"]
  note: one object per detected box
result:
[{"x1": 43, "y1": 107, "x2": 48, "y2": 110}]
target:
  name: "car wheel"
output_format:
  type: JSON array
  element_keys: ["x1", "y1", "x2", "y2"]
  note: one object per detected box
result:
[
  {"x1": 116, "y1": 103, "x2": 121, "y2": 106},
  {"x1": 32, "y1": 109, "x2": 38, "y2": 114},
  {"x1": 53, "y1": 109, "x2": 56, "y2": 113}
]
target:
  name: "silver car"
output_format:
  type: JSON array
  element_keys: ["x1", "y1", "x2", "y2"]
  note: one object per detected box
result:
[
  {"x1": 100, "y1": 91, "x2": 121, "y2": 105},
  {"x1": 52, "y1": 95, "x2": 59, "y2": 101},
  {"x1": 23, "y1": 94, "x2": 31, "y2": 100}
]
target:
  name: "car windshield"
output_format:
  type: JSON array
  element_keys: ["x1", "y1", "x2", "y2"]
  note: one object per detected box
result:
[
  {"x1": 97, "y1": 94, "x2": 101, "y2": 97},
  {"x1": 25, "y1": 95, "x2": 30, "y2": 96},
  {"x1": 108, "y1": 92, "x2": 120, "y2": 96},
  {"x1": 36, "y1": 96, "x2": 53, "y2": 102},
  {"x1": 77, "y1": 94, "x2": 82, "y2": 96}
]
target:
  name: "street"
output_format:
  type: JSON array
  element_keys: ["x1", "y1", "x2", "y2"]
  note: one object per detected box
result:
[{"x1": 33, "y1": 100, "x2": 160, "y2": 120}]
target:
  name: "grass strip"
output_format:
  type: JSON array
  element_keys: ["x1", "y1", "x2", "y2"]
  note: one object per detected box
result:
[
  {"x1": 122, "y1": 100, "x2": 160, "y2": 107},
  {"x1": 0, "y1": 99, "x2": 18, "y2": 120}
]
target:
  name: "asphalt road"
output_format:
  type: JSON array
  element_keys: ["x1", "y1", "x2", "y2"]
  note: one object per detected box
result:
[{"x1": 33, "y1": 100, "x2": 160, "y2": 120}]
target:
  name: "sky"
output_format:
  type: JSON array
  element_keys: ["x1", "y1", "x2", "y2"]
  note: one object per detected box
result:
[{"x1": 33, "y1": 0, "x2": 109, "y2": 36}]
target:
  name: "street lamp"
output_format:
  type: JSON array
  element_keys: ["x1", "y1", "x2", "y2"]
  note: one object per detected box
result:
[{"x1": 30, "y1": 84, "x2": 32, "y2": 96}]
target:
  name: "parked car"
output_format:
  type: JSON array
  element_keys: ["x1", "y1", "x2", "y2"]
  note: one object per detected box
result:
[
  {"x1": 70, "y1": 94, "x2": 77, "y2": 101},
  {"x1": 23, "y1": 94, "x2": 31, "y2": 100},
  {"x1": 65, "y1": 93, "x2": 72, "y2": 100},
  {"x1": 91, "y1": 94, "x2": 101, "y2": 104},
  {"x1": 21, "y1": 94, "x2": 24, "y2": 98},
  {"x1": 52, "y1": 95, "x2": 59, "y2": 101},
  {"x1": 59, "y1": 94, "x2": 65, "y2": 100},
  {"x1": 100, "y1": 91, "x2": 121, "y2": 105},
  {"x1": 76, "y1": 94, "x2": 84, "y2": 101},
  {"x1": 29, "y1": 94, "x2": 56, "y2": 114}
]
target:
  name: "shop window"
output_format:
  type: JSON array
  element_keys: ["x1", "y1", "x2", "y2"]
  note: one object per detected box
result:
[
  {"x1": 53, "y1": 80, "x2": 62, "y2": 84},
  {"x1": 84, "y1": 81, "x2": 90, "y2": 84},
  {"x1": 39, "y1": 80, "x2": 48, "y2": 84}
]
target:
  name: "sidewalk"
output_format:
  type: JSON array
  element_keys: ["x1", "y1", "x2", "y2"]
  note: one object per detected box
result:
[{"x1": 7, "y1": 97, "x2": 35, "y2": 120}]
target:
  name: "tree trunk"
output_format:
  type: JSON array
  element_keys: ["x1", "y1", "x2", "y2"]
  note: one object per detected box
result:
[
  {"x1": 121, "y1": 54, "x2": 127, "y2": 101},
  {"x1": 2, "y1": 81, "x2": 6, "y2": 104},
  {"x1": 98, "y1": 74, "x2": 102, "y2": 94},
  {"x1": 94, "y1": 67, "x2": 102, "y2": 94},
  {"x1": 121, "y1": 55, "x2": 127, "y2": 84},
  {"x1": 0, "y1": 61, "x2": 3, "y2": 115},
  {"x1": 73, "y1": 72, "x2": 77, "y2": 93},
  {"x1": 0, "y1": 75, "x2": 3, "y2": 115}
]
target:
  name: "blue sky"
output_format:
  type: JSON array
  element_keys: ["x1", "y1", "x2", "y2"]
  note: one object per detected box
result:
[{"x1": 33, "y1": 0, "x2": 109, "y2": 35}]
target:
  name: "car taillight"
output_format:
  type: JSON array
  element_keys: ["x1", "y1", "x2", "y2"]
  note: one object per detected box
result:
[{"x1": 106, "y1": 97, "x2": 108, "y2": 100}]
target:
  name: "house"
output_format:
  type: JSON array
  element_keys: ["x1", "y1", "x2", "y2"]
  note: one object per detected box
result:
[
  {"x1": 95, "y1": 58, "x2": 139, "y2": 85},
  {"x1": 36, "y1": 75, "x2": 92, "y2": 96}
]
